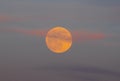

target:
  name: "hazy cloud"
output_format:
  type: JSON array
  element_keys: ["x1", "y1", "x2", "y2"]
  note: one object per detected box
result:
[{"x1": 32, "y1": 65, "x2": 120, "y2": 81}]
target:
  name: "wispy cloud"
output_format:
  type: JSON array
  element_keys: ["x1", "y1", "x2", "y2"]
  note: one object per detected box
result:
[
  {"x1": 0, "y1": 15, "x2": 14, "y2": 22},
  {"x1": 32, "y1": 65, "x2": 120, "y2": 81},
  {"x1": 0, "y1": 28, "x2": 117, "y2": 43},
  {"x1": 73, "y1": 30, "x2": 108, "y2": 41},
  {"x1": 0, "y1": 15, "x2": 30, "y2": 22},
  {"x1": 0, "y1": 2, "x2": 120, "y2": 23},
  {"x1": 0, "y1": 28, "x2": 47, "y2": 37}
]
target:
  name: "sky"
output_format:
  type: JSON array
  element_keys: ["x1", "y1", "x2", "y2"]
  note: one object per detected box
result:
[{"x1": 0, "y1": 0, "x2": 120, "y2": 81}]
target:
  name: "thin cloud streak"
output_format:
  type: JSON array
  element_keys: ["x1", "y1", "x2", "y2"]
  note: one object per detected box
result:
[
  {"x1": 32, "y1": 66, "x2": 120, "y2": 80},
  {"x1": 0, "y1": 15, "x2": 26, "y2": 22},
  {"x1": 0, "y1": 28, "x2": 47, "y2": 37},
  {"x1": 0, "y1": 28, "x2": 115, "y2": 42},
  {"x1": 73, "y1": 30, "x2": 108, "y2": 41},
  {"x1": 0, "y1": 5, "x2": 120, "y2": 23},
  {"x1": 0, "y1": 15, "x2": 54, "y2": 22}
]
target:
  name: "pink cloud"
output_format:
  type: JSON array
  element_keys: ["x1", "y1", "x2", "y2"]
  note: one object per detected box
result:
[
  {"x1": 1, "y1": 28, "x2": 120, "y2": 47},
  {"x1": 0, "y1": 28, "x2": 111, "y2": 43},
  {"x1": 0, "y1": 15, "x2": 28, "y2": 22},
  {"x1": 72, "y1": 30, "x2": 108, "y2": 42},
  {"x1": 0, "y1": 15, "x2": 13, "y2": 22},
  {"x1": 0, "y1": 28, "x2": 47, "y2": 37}
]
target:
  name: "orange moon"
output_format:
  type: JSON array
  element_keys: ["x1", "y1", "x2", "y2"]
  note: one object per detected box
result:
[{"x1": 46, "y1": 26, "x2": 72, "y2": 53}]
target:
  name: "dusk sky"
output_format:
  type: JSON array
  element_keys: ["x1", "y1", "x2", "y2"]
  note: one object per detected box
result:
[{"x1": 0, "y1": 0, "x2": 120, "y2": 81}]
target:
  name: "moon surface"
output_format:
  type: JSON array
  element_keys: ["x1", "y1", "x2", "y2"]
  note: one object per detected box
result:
[{"x1": 46, "y1": 26, "x2": 72, "y2": 53}]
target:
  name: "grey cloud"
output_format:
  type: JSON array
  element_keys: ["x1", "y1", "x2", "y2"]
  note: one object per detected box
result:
[{"x1": 32, "y1": 65, "x2": 120, "y2": 78}]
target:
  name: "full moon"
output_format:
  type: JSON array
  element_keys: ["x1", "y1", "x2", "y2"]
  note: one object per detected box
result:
[{"x1": 46, "y1": 26, "x2": 72, "y2": 53}]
